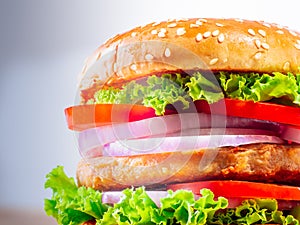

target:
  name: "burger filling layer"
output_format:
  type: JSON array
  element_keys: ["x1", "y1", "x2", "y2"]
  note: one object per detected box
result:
[{"x1": 85, "y1": 71, "x2": 300, "y2": 115}]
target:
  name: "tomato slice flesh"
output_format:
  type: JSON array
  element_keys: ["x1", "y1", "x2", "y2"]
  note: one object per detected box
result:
[
  {"x1": 65, "y1": 104, "x2": 175, "y2": 131},
  {"x1": 167, "y1": 180, "x2": 300, "y2": 200},
  {"x1": 66, "y1": 99, "x2": 300, "y2": 130},
  {"x1": 195, "y1": 99, "x2": 300, "y2": 127}
]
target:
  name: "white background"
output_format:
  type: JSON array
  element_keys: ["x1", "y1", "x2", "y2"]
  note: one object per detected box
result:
[{"x1": 0, "y1": 0, "x2": 299, "y2": 210}]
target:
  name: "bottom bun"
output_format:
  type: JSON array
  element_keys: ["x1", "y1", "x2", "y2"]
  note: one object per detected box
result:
[{"x1": 77, "y1": 143, "x2": 300, "y2": 191}]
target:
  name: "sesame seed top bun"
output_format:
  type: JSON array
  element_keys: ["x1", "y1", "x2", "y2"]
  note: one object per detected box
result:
[{"x1": 79, "y1": 18, "x2": 300, "y2": 91}]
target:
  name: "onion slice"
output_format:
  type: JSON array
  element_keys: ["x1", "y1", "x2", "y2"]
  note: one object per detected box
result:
[
  {"x1": 102, "y1": 191, "x2": 168, "y2": 207},
  {"x1": 78, "y1": 113, "x2": 281, "y2": 158},
  {"x1": 101, "y1": 190, "x2": 300, "y2": 210},
  {"x1": 102, "y1": 135, "x2": 284, "y2": 157},
  {"x1": 163, "y1": 128, "x2": 277, "y2": 137},
  {"x1": 280, "y1": 125, "x2": 300, "y2": 144}
]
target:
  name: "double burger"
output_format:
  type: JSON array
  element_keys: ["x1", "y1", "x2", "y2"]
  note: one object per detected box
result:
[{"x1": 45, "y1": 18, "x2": 300, "y2": 225}]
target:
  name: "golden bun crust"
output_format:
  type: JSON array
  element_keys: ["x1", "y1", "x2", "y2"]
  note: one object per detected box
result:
[
  {"x1": 77, "y1": 144, "x2": 300, "y2": 191},
  {"x1": 79, "y1": 18, "x2": 300, "y2": 92}
]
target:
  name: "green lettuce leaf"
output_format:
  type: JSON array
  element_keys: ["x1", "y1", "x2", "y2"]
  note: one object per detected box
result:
[
  {"x1": 44, "y1": 166, "x2": 109, "y2": 225},
  {"x1": 98, "y1": 188, "x2": 227, "y2": 225},
  {"x1": 219, "y1": 72, "x2": 300, "y2": 104},
  {"x1": 186, "y1": 72, "x2": 224, "y2": 104},
  {"x1": 291, "y1": 206, "x2": 300, "y2": 221},
  {"x1": 98, "y1": 187, "x2": 159, "y2": 225},
  {"x1": 214, "y1": 198, "x2": 299, "y2": 225},
  {"x1": 92, "y1": 88, "x2": 121, "y2": 104},
  {"x1": 295, "y1": 74, "x2": 300, "y2": 105},
  {"x1": 45, "y1": 166, "x2": 300, "y2": 225},
  {"x1": 92, "y1": 73, "x2": 224, "y2": 115},
  {"x1": 89, "y1": 71, "x2": 300, "y2": 115},
  {"x1": 158, "y1": 188, "x2": 228, "y2": 225},
  {"x1": 94, "y1": 74, "x2": 191, "y2": 115}
]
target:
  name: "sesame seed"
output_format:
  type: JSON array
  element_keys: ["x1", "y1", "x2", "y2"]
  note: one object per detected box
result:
[
  {"x1": 203, "y1": 31, "x2": 211, "y2": 38},
  {"x1": 195, "y1": 33, "x2": 203, "y2": 42},
  {"x1": 212, "y1": 30, "x2": 220, "y2": 37},
  {"x1": 216, "y1": 22, "x2": 224, "y2": 27},
  {"x1": 198, "y1": 18, "x2": 208, "y2": 23},
  {"x1": 235, "y1": 18, "x2": 244, "y2": 22},
  {"x1": 130, "y1": 64, "x2": 137, "y2": 71},
  {"x1": 283, "y1": 61, "x2": 290, "y2": 71},
  {"x1": 255, "y1": 39, "x2": 261, "y2": 49},
  {"x1": 152, "y1": 22, "x2": 160, "y2": 26},
  {"x1": 261, "y1": 43, "x2": 270, "y2": 50},
  {"x1": 248, "y1": 28, "x2": 256, "y2": 36},
  {"x1": 160, "y1": 28, "x2": 167, "y2": 33},
  {"x1": 131, "y1": 32, "x2": 137, "y2": 37},
  {"x1": 167, "y1": 18, "x2": 175, "y2": 22},
  {"x1": 151, "y1": 30, "x2": 158, "y2": 35},
  {"x1": 254, "y1": 52, "x2": 262, "y2": 60},
  {"x1": 209, "y1": 58, "x2": 219, "y2": 65},
  {"x1": 195, "y1": 20, "x2": 203, "y2": 26},
  {"x1": 258, "y1": 29, "x2": 266, "y2": 37},
  {"x1": 176, "y1": 17, "x2": 189, "y2": 22},
  {"x1": 289, "y1": 30, "x2": 298, "y2": 36},
  {"x1": 276, "y1": 30, "x2": 284, "y2": 34},
  {"x1": 167, "y1": 23, "x2": 177, "y2": 28},
  {"x1": 217, "y1": 33, "x2": 225, "y2": 43},
  {"x1": 164, "y1": 48, "x2": 171, "y2": 57},
  {"x1": 190, "y1": 23, "x2": 200, "y2": 28},
  {"x1": 262, "y1": 22, "x2": 271, "y2": 28},
  {"x1": 145, "y1": 53, "x2": 154, "y2": 60},
  {"x1": 297, "y1": 40, "x2": 300, "y2": 45},
  {"x1": 176, "y1": 27, "x2": 186, "y2": 36},
  {"x1": 294, "y1": 44, "x2": 300, "y2": 50},
  {"x1": 158, "y1": 31, "x2": 166, "y2": 38}
]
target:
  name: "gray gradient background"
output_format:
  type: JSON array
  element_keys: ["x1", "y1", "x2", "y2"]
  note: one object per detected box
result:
[{"x1": 0, "y1": 0, "x2": 299, "y2": 211}]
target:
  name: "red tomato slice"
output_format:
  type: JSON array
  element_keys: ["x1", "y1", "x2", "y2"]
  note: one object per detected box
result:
[
  {"x1": 65, "y1": 104, "x2": 175, "y2": 131},
  {"x1": 167, "y1": 180, "x2": 300, "y2": 201},
  {"x1": 195, "y1": 99, "x2": 300, "y2": 127}
]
